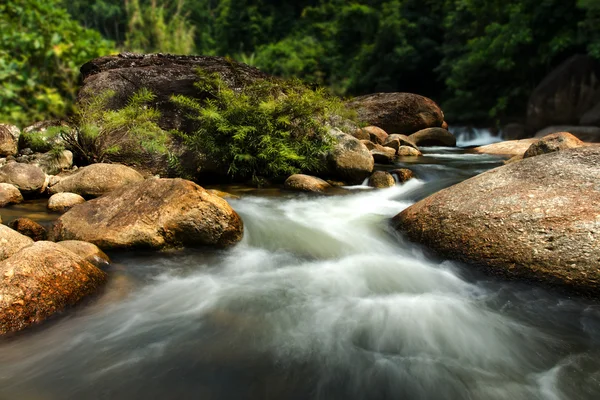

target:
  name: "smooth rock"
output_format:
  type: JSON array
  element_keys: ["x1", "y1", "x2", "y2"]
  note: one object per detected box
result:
[
  {"x1": 358, "y1": 126, "x2": 388, "y2": 145},
  {"x1": 0, "y1": 124, "x2": 18, "y2": 157},
  {"x1": 58, "y1": 240, "x2": 111, "y2": 268},
  {"x1": 0, "y1": 163, "x2": 46, "y2": 195},
  {"x1": 409, "y1": 127, "x2": 456, "y2": 147},
  {"x1": 386, "y1": 134, "x2": 419, "y2": 150},
  {"x1": 346, "y1": 92, "x2": 444, "y2": 135},
  {"x1": 473, "y1": 139, "x2": 539, "y2": 156},
  {"x1": 397, "y1": 146, "x2": 422, "y2": 156},
  {"x1": 368, "y1": 171, "x2": 395, "y2": 188},
  {"x1": 371, "y1": 147, "x2": 396, "y2": 164},
  {"x1": 8, "y1": 218, "x2": 47, "y2": 241},
  {"x1": 535, "y1": 126, "x2": 600, "y2": 143},
  {"x1": 326, "y1": 128, "x2": 374, "y2": 184},
  {"x1": 524, "y1": 132, "x2": 584, "y2": 158},
  {"x1": 351, "y1": 128, "x2": 370, "y2": 141},
  {"x1": 52, "y1": 178, "x2": 243, "y2": 249},
  {"x1": 393, "y1": 146, "x2": 600, "y2": 295},
  {"x1": 48, "y1": 163, "x2": 144, "y2": 198},
  {"x1": 47, "y1": 192, "x2": 86, "y2": 213},
  {"x1": 0, "y1": 241, "x2": 107, "y2": 335},
  {"x1": 284, "y1": 174, "x2": 331, "y2": 193},
  {"x1": 0, "y1": 225, "x2": 34, "y2": 261},
  {"x1": 390, "y1": 168, "x2": 415, "y2": 183},
  {"x1": 0, "y1": 183, "x2": 23, "y2": 207}
]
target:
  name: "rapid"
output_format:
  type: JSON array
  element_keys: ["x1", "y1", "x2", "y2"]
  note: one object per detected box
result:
[{"x1": 0, "y1": 141, "x2": 599, "y2": 400}]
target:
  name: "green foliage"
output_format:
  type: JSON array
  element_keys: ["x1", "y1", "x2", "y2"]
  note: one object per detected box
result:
[
  {"x1": 0, "y1": 0, "x2": 115, "y2": 126},
  {"x1": 62, "y1": 88, "x2": 170, "y2": 165},
  {"x1": 19, "y1": 125, "x2": 68, "y2": 153},
  {"x1": 171, "y1": 71, "x2": 342, "y2": 182}
]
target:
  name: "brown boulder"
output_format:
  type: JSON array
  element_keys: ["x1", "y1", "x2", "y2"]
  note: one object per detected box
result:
[
  {"x1": 0, "y1": 183, "x2": 23, "y2": 207},
  {"x1": 368, "y1": 171, "x2": 395, "y2": 188},
  {"x1": 51, "y1": 178, "x2": 243, "y2": 249},
  {"x1": 358, "y1": 126, "x2": 388, "y2": 145},
  {"x1": 523, "y1": 132, "x2": 584, "y2": 158},
  {"x1": 0, "y1": 225, "x2": 34, "y2": 261},
  {"x1": 384, "y1": 134, "x2": 418, "y2": 151},
  {"x1": 284, "y1": 174, "x2": 331, "y2": 193},
  {"x1": 351, "y1": 128, "x2": 370, "y2": 141},
  {"x1": 0, "y1": 241, "x2": 107, "y2": 335},
  {"x1": 346, "y1": 93, "x2": 444, "y2": 135},
  {"x1": 58, "y1": 240, "x2": 110, "y2": 269},
  {"x1": 472, "y1": 139, "x2": 539, "y2": 156},
  {"x1": 47, "y1": 192, "x2": 86, "y2": 213},
  {"x1": 390, "y1": 168, "x2": 415, "y2": 183},
  {"x1": 397, "y1": 146, "x2": 422, "y2": 157},
  {"x1": 0, "y1": 163, "x2": 46, "y2": 195},
  {"x1": 48, "y1": 163, "x2": 144, "y2": 198},
  {"x1": 8, "y1": 218, "x2": 47, "y2": 241},
  {"x1": 326, "y1": 129, "x2": 374, "y2": 183},
  {"x1": 360, "y1": 140, "x2": 377, "y2": 150},
  {"x1": 409, "y1": 128, "x2": 456, "y2": 147},
  {"x1": 371, "y1": 145, "x2": 396, "y2": 164},
  {"x1": 0, "y1": 124, "x2": 18, "y2": 157},
  {"x1": 535, "y1": 126, "x2": 600, "y2": 143},
  {"x1": 393, "y1": 146, "x2": 600, "y2": 295}
]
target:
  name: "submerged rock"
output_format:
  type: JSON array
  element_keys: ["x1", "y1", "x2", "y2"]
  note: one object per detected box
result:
[
  {"x1": 52, "y1": 178, "x2": 243, "y2": 249},
  {"x1": 523, "y1": 132, "x2": 584, "y2": 158},
  {"x1": 408, "y1": 128, "x2": 456, "y2": 147},
  {"x1": 8, "y1": 218, "x2": 47, "y2": 242},
  {"x1": 0, "y1": 163, "x2": 46, "y2": 195},
  {"x1": 0, "y1": 241, "x2": 107, "y2": 335},
  {"x1": 284, "y1": 174, "x2": 331, "y2": 193},
  {"x1": 47, "y1": 192, "x2": 86, "y2": 213},
  {"x1": 326, "y1": 128, "x2": 374, "y2": 184},
  {"x1": 393, "y1": 146, "x2": 600, "y2": 295},
  {"x1": 346, "y1": 92, "x2": 444, "y2": 135},
  {"x1": 0, "y1": 225, "x2": 34, "y2": 261},
  {"x1": 0, "y1": 183, "x2": 23, "y2": 207},
  {"x1": 48, "y1": 163, "x2": 144, "y2": 198},
  {"x1": 368, "y1": 171, "x2": 395, "y2": 188}
]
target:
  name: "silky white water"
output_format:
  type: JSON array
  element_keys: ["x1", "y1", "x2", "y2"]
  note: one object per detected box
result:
[{"x1": 0, "y1": 151, "x2": 598, "y2": 400}]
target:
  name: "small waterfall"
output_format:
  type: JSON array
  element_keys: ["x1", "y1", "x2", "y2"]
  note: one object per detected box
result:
[{"x1": 451, "y1": 126, "x2": 503, "y2": 147}]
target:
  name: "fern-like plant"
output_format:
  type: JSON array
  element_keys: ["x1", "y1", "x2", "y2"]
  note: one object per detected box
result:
[
  {"x1": 171, "y1": 70, "x2": 347, "y2": 183},
  {"x1": 62, "y1": 88, "x2": 170, "y2": 165}
]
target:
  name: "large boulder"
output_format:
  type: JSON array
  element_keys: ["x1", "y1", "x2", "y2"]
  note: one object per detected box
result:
[
  {"x1": 535, "y1": 126, "x2": 600, "y2": 143},
  {"x1": 368, "y1": 171, "x2": 395, "y2": 188},
  {"x1": 0, "y1": 225, "x2": 34, "y2": 261},
  {"x1": 0, "y1": 241, "x2": 107, "y2": 335},
  {"x1": 78, "y1": 53, "x2": 270, "y2": 132},
  {"x1": 0, "y1": 183, "x2": 23, "y2": 207},
  {"x1": 326, "y1": 128, "x2": 374, "y2": 183},
  {"x1": 472, "y1": 139, "x2": 539, "y2": 156},
  {"x1": 51, "y1": 178, "x2": 243, "y2": 249},
  {"x1": 346, "y1": 93, "x2": 444, "y2": 135},
  {"x1": 47, "y1": 192, "x2": 86, "y2": 213},
  {"x1": 0, "y1": 124, "x2": 19, "y2": 156},
  {"x1": 527, "y1": 55, "x2": 600, "y2": 133},
  {"x1": 408, "y1": 127, "x2": 456, "y2": 147},
  {"x1": 523, "y1": 132, "x2": 584, "y2": 158},
  {"x1": 48, "y1": 163, "x2": 144, "y2": 198},
  {"x1": 284, "y1": 174, "x2": 331, "y2": 193},
  {"x1": 0, "y1": 163, "x2": 46, "y2": 195},
  {"x1": 392, "y1": 146, "x2": 600, "y2": 295}
]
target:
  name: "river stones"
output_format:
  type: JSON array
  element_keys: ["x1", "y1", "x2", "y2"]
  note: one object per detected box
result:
[
  {"x1": 392, "y1": 146, "x2": 600, "y2": 295},
  {"x1": 284, "y1": 174, "x2": 331, "y2": 193},
  {"x1": 58, "y1": 240, "x2": 110, "y2": 268},
  {"x1": 397, "y1": 146, "x2": 422, "y2": 157},
  {"x1": 47, "y1": 192, "x2": 86, "y2": 213},
  {"x1": 523, "y1": 132, "x2": 584, "y2": 158},
  {"x1": 0, "y1": 163, "x2": 46, "y2": 195},
  {"x1": 8, "y1": 218, "x2": 47, "y2": 242},
  {"x1": 0, "y1": 183, "x2": 23, "y2": 207},
  {"x1": 51, "y1": 178, "x2": 243, "y2": 249},
  {"x1": 472, "y1": 139, "x2": 539, "y2": 156},
  {"x1": 0, "y1": 241, "x2": 107, "y2": 335},
  {"x1": 0, "y1": 225, "x2": 34, "y2": 261},
  {"x1": 368, "y1": 171, "x2": 395, "y2": 188},
  {"x1": 408, "y1": 127, "x2": 456, "y2": 147},
  {"x1": 390, "y1": 168, "x2": 415, "y2": 183},
  {"x1": 48, "y1": 163, "x2": 144, "y2": 198},
  {"x1": 346, "y1": 92, "x2": 444, "y2": 135},
  {"x1": 327, "y1": 128, "x2": 374, "y2": 183},
  {"x1": 357, "y1": 126, "x2": 388, "y2": 145}
]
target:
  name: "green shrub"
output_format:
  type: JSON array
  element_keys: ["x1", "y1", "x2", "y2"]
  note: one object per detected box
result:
[
  {"x1": 19, "y1": 125, "x2": 68, "y2": 153},
  {"x1": 171, "y1": 71, "x2": 346, "y2": 183},
  {"x1": 62, "y1": 88, "x2": 170, "y2": 165}
]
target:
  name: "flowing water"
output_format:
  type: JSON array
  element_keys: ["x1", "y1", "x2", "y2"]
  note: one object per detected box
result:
[{"x1": 1, "y1": 145, "x2": 599, "y2": 400}]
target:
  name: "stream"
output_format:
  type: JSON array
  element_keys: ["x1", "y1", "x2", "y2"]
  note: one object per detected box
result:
[{"x1": 0, "y1": 139, "x2": 599, "y2": 400}]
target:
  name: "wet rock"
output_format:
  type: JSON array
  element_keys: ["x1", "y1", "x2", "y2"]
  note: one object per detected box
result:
[
  {"x1": 8, "y1": 218, "x2": 47, "y2": 241},
  {"x1": 0, "y1": 225, "x2": 34, "y2": 261},
  {"x1": 58, "y1": 240, "x2": 110, "y2": 269},
  {"x1": 392, "y1": 146, "x2": 600, "y2": 295},
  {"x1": 206, "y1": 189, "x2": 240, "y2": 200},
  {"x1": 409, "y1": 127, "x2": 456, "y2": 147},
  {"x1": 0, "y1": 124, "x2": 19, "y2": 157},
  {"x1": 52, "y1": 178, "x2": 243, "y2": 249},
  {"x1": 0, "y1": 163, "x2": 46, "y2": 195},
  {"x1": 357, "y1": 126, "x2": 388, "y2": 145},
  {"x1": 473, "y1": 139, "x2": 539, "y2": 156},
  {"x1": 368, "y1": 171, "x2": 395, "y2": 188},
  {"x1": 0, "y1": 241, "x2": 107, "y2": 335},
  {"x1": 284, "y1": 174, "x2": 331, "y2": 193},
  {"x1": 47, "y1": 192, "x2": 86, "y2": 213},
  {"x1": 326, "y1": 128, "x2": 374, "y2": 184},
  {"x1": 390, "y1": 168, "x2": 415, "y2": 183},
  {"x1": 397, "y1": 146, "x2": 422, "y2": 157},
  {"x1": 0, "y1": 183, "x2": 23, "y2": 207},
  {"x1": 48, "y1": 163, "x2": 144, "y2": 198},
  {"x1": 346, "y1": 92, "x2": 444, "y2": 135},
  {"x1": 523, "y1": 132, "x2": 584, "y2": 158}
]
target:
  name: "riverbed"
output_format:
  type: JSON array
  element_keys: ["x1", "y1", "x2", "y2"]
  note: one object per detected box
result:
[{"x1": 0, "y1": 145, "x2": 599, "y2": 400}]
